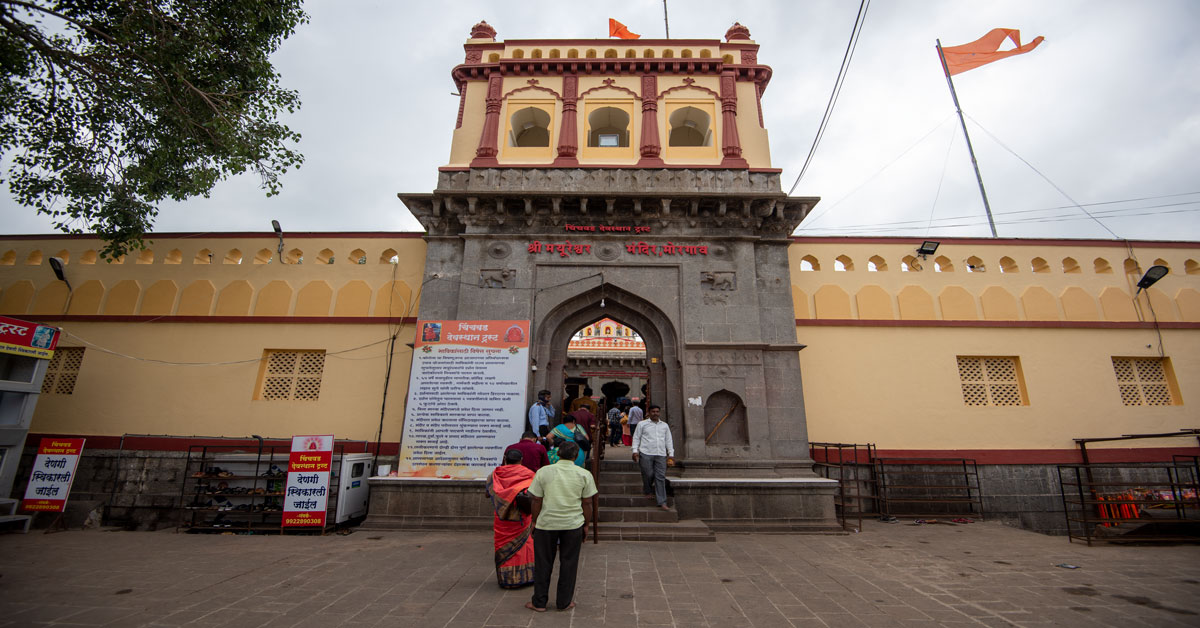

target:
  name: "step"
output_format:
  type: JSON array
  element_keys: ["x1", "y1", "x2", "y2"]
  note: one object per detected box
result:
[
  {"x1": 598, "y1": 506, "x2": 678, "y2": 524},
  {"x1": 592, "y1": 520, "x2": 715, "y2": 542},
  {"x1": 599, "y1": 494, "x2": 670, "y2": 508}
]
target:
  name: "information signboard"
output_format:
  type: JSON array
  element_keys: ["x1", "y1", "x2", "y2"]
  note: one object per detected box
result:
[
  {"x1": 22, "y1": 438, "x2": 84, "y2": 512},
  {"x1": 281, "y1": 434, "x2": 333, "y2": 528},
  {"x1": 397, "y1": 320, "x2": 530, "y2": 479},
  {"x1": 0, "y1": 316, "x2": 59, "y2": 360}
]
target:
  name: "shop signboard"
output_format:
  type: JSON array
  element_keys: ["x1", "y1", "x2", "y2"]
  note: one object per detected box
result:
[
  {"x1": 397, "y1": 320, "x2": 530, "y2": 479},
  {"x1": 21, "y1": 438, "x2": 84, "y2": 512},
  {"x1": 0, "y1": 316, "x2": 59, "y2": 360},
  {"x1": 281, "y1": 434, "x2": 333, "y2": 528}
]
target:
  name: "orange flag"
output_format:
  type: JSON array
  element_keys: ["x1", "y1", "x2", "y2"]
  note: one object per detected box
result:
[
  {"x1": 941, "y1": 28, "x2": 1044, "y2": 75},
  {"x1": 609, "y1": 18, "x2": 640, "y2": 40}
]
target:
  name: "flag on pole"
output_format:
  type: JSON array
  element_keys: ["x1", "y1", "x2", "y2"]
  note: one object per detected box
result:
[
  {"x1": 941, "y1": 28, "x2": 1044, "y2": 75},
  {"x1": 609, "y1": 18, "x2": 640, "y2": 40}
]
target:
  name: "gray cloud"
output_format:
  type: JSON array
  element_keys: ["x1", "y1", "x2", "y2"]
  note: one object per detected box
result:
[{"x1": 3, "y1": 0, "x2": 1197, "y2": 242}]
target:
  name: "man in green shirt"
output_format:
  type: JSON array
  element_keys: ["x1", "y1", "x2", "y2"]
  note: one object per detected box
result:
[{"x1": 525, "y1": 440, "x2": 598, "y2": 612}]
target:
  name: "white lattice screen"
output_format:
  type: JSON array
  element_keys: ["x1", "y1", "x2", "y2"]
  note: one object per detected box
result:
[
  {"x1": 259, "y1": 350, "x2": 325, "y2": 401},
  {"x1": 957, "y1": 356, "x2": 1025, "y2": 407},
  {"x1": 40, "y1": 347, "x2": 85, "y2": 395},
  {"x1": 1112, "y1": 357, "x2": 1175, "y2": 406}
]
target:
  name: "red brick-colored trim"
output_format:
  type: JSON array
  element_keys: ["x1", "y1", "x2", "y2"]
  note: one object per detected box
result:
[
  {"x1": 25, "y1": 433, "x2": 395, "y2": 455},
  {"x1": 2, "y1": 231, "x2": 426, "y2": 241},
  {"x1": 501, "y1": 38, "x2": 719, "y2": 46},
  {"x1": 795, "y1": 318, "x2": 1200, "y2": 329},
  {"x1": 789, "y1": 235, "x2": 1200, "y2": 248},
  {"x1": 27, "y1": 315, "x2": 420, "y2": 325},
  {"x1": 811, "y1": 447, "x2": 1200, "y2": 465},
  {"x1": 436, "y1": 165, "x2": 782, "y2": 172}
]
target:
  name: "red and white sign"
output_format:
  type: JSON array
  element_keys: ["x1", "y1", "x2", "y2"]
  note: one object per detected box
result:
[
  {"x1": 22, "y1": 438, "x2": 85, "y2": 512},
  {"x1": 282, "y1": 434, "x2": 333, "y2": 528},
  {"x1": 0, "y1": 315, "x2": 60, "y2": 360}
]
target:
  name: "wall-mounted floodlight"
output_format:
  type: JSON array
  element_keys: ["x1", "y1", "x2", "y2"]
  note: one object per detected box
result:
[
  {"x1": 48, "y1": 256, "x2": 70, "y2": 291},
  {"x1": 1136, "y1": 265, "x2": 1169, "y2": 293},
  {"x1": 916, "y1": 241, "x2": 940, "y2": 259},
  {"x1": 271, "y1": 220, "x2": 284, "y2": 257}
]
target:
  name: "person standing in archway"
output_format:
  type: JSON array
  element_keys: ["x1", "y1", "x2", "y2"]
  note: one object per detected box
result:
[
  {"x1": 631, "y1": 405, "x2": 673, "y2": 510},
  {"x1": 528, "y1": 389, "x2": 555, "y2": 434}
]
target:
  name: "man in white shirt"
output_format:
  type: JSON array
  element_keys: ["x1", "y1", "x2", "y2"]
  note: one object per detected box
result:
[
  {"x1": 626, "y1": 402, "x2": 643, "y2": 430},
  {"x1": 630, "y1": 405, "x2": 673, "y2": 510}
]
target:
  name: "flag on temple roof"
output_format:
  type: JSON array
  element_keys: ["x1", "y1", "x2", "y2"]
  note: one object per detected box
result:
[{"x1": 609, "y1": 18, "x2": 640, "y2": 40}]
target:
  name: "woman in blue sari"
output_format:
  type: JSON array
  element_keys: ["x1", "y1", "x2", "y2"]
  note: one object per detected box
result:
[{"x1": 549, "y1": 412, "x2": 589, "y2": 467}]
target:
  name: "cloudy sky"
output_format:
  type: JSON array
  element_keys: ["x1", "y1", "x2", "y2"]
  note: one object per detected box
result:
[{"x1": 4, "y1": 0, "x2": 1199, "y2": 242}]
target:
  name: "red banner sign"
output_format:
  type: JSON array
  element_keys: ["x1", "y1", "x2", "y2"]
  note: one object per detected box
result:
[
  {"x1": 22, "y1": 438, "x2": 85, "y2": 512},
  {"x1": 0, "y1": 316, "x2": 60, "y2": 360}
]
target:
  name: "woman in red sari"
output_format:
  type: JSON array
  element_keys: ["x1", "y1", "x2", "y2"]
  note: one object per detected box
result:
[{"x1": 486, "y1": 449, "x2": 536, "y2": 588}]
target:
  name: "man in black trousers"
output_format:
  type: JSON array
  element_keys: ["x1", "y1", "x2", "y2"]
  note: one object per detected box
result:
[{"x1": 525, "y1": 440, "x2": 598, "y2": 612}]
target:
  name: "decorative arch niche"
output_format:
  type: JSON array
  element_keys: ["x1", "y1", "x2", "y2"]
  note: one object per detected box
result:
[{"x1": 703, "y1": 390, "x2": 748, "y2": 445}]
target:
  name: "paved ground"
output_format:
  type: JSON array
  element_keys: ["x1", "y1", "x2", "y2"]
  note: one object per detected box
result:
[{"x1": 1, "y1": 520, "x2": 1199, "y2": 627}]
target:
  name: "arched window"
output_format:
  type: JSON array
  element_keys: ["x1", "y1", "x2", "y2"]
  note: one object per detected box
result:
[
  {"x1": 722, "y1": 54, "x2": 734, "y2": 63},
  {"x1": 488, "y1": 53, "x2": 499, "y2": 62},
  {"x1": 548, "y1": 48, "x2": 560, "y2": 58},
  {"x1": 223, "y1": 249, "x2": 242, "y2": 264},
  {"x1": 317, "y1": 248, "x2": 335, "y2": 265},
  {"x1": 1124, "y1": 258, "x2": 1140, "y2": 274},
  {"x1": 700, "y1": 49, "x2": 712, "y2": 58},
  {"x1": 933, "y1": 256, "x2": 953, "y2": 272},
  {"x1": 834, "y1": 255, "x2": 853, "y2": 271},
  {"x1": 662, "y1": 49, "x2": 674, "y2": 58},
  {"x1": 999, "y1": 256, "x2": 1018, "y2": 273},
  {"x1": 668, "y1": 106, "x2": 711, "y2": 146},
  {"x1": 799, "y1": 255, "x2": 819, "y2": 271},
  {"x1": 604, "y1": 48, "x2": 618, "y2": 58},
  {"x1": 1062, "y1": 257, "x2": 1080, "y2": 273},
  {"x1": 194, "y1": 249, "x2": 212, "y2": 264},
  {"x1": 530, "y1": 49, "x2": 542, "y2": 59},
  {"x1": 587, "y1": 107, "x2": 630, "y2": 147},
  {"x1": 285, "y1": 248, "x2": 303, "y2": 264},
  {"x1": 681, "y1": 49, "x2": 693, "y2": 58},
  {"x1": 25, "y1": 250, "x2": 42, "y2": 265},
  {"x1": 966, "y1": 256, "x2": 985, "y2": 272},
  {"x1": 380, "y1": 248, "x2": 399, "y2": 264},
  {"x1": 624, "y1": 49, "x2": 636, "y2": 58},
  {"x1": 511, "y1": 49, "x2": 524, "y2": 59},
  {"x1": 1031, "y1": 257, "x2": 1050, "y2": 273},
  {"x1": 136, "y1": 249, "x2": 154, "y2": 264},
  {"x1": 0, "y1": 250, "x2": 14, "y2": 265},
  {"x1": 1185, "y1": 259, "x2": 1199, "y2": 275},
  {"x1": 585, "y1": 49, "x2": 597, "y2": 58},
  {"x1": 165, "y1": 249, "x2": 182, "y2": 264},
  {"x1": 509, "y1": 107, "x2": 551, "y2": 147},
  {"x1": 867, "y1": 255, "x2": 887, "y2": 272},
  {"x1": 901, "y1": 255, "x2": 921, "y2": 271},
  {"x1": 349, "y1": 248, "x2": 366, "y2": 264},
  {"x1": 53, "y1": 250, "x2": 70, "y2": 265},
  {"x1": 1094, "y1": 257, "x2": 1112, "y2": 274},
  {"x1": 643, "y1": 48, "x2": 654, "y2": 58},
  {"x1": 254, "y1": 248, "x2": 273, "y2": 264},
  {"x1": 567, "y1": 49, "x2": 579, "y2": 58}
]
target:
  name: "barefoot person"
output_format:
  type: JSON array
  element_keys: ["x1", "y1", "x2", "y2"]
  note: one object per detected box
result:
[
  {"x1": 486, "y1": 449, "x2": 536, "y2": 589},
  {"x1": 525, "y1": 440, "x2": 597, "y2": 613}
]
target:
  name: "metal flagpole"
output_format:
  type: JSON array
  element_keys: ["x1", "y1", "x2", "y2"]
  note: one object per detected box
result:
[
  {"x1": 936, "y1": 39, "x2": 998, "y2": 237},
  {"x1": 662, "y1": 0, "x2": 670, "y2": 38}
]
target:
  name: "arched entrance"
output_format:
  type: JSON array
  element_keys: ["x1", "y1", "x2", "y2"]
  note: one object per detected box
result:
[{"x1": 531, "y1": 283, "x2": 686, "y2": 457}]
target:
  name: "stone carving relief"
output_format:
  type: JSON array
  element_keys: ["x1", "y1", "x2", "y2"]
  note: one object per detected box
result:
[
  {"x1": 485, "y1": 242, "x2": 512, "y2": 260},
  {"x1": 594, "y1": 243, "x2": 621, "y2": 261},
  {"x1": 687, "y1": 351, "x2": 761, "y2": 365},
  {"x1": 437, "y1": 167, "x2": 781, "y2": 195},
  {"x1": 703, "y1": 293, "x2": 729, "y2": 306},
  {"x1": 479, "y1": 268, "x2": 515, "y2": 289},
  {"x1": 701, "y1": 271, "x2": 736, "y2": 291}
]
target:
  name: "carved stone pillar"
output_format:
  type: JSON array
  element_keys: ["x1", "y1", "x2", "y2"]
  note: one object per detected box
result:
[
  {"x1": 638, "y1": 74, "x2": 664, "y2": 167},
  {"x1": 554, "y1": 75, "x2": 579, "y2": 166},
  {"x1": 472, "y1": 73, "x2": 504, "y2": 167},
  {"x1": 719, "y1": 70, "x2": 748, "y2": 168}
]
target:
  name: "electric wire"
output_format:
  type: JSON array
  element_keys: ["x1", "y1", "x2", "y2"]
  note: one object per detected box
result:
[
  {"x1": 964, "y1": 113, "x2": 1121, "y2": 239},
  {"x1": 925, "y1": 126, "x2": 958, "y2": 235},
  {"x1": 787, "y1": 0, "x2": 871, "y2": 196},
  {"x1": 796, "y1": 115, "x2": 955, "y2": 230}
]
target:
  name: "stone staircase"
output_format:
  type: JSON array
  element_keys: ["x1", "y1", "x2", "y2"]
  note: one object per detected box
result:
[{"x1": 592, "y1": 457, "x2": 715, "y2": 542}]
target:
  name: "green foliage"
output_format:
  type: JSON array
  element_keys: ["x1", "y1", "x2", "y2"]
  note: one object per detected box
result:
[{"x1": 0, "y1": 0, "x2": 307, "y2": 259}]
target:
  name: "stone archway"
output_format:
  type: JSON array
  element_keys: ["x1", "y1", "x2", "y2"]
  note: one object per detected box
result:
[{"x1": 531, "y1": 282, "x2": 686, "y2": 456}]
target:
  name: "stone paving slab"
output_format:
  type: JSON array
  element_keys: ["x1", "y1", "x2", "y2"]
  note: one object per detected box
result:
[{"x1": 1, "y1": 521, "x2": 1199, "y2": 627}]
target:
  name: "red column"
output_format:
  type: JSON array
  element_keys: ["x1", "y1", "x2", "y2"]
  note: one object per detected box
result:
[
  {"x1": 472, "y1": 73, "x2": 504, "y2": 167},
  {"x1": 554, "y1": 75, "x2": 579, "y2": 166},
  {"x1": 719, "y1": 70, "x2": 748, "y2": 168},
  {"x1": 638, "y1": 74, "x2": 664, "y2": 167}
]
